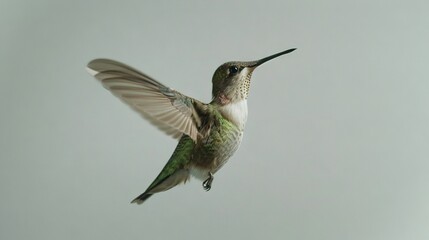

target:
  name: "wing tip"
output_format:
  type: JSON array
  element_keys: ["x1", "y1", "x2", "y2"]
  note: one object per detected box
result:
[{"x1": 86, "y1": 66, "x2": 99, "y2": 76}]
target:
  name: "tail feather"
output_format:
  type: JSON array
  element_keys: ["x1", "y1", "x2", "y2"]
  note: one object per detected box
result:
[
  {"x1": 131, "y1": 192, "x2": 153, "y2": 204},
  {"x1": 131, "y1": 169, "x2": 190, "y2": 205}
]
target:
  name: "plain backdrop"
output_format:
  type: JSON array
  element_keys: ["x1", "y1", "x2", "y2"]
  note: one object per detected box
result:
[{"x1": 1, "y1": 1, "x2": 428, "y2": 240}]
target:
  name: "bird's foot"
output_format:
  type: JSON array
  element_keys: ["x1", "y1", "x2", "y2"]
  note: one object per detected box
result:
[{"x1": 202, "y1": 172, "x2": 213, "y2": 191}]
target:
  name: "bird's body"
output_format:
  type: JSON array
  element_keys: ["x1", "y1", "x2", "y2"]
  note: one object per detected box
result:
[
  {"x1": 87, "y1": 48, "x2": 296, "y2": 204},
  {"x1": 135, "y1": 102, "x2": 245, "y2": 203}
]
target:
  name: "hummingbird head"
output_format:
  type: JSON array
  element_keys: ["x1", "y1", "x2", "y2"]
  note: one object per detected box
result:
[{"x1": 211, "y1": 48, "x2": 296, "y2": 105}]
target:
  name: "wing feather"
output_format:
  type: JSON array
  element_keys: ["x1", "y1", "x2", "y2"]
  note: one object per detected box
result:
[{"x1": 87, "y1": 58, "x2": 206, "y2": 141}]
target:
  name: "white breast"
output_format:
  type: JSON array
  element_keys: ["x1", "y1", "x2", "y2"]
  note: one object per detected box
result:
[{"x1": 219, "y1": 100, "x2": 248, "y2": 130}]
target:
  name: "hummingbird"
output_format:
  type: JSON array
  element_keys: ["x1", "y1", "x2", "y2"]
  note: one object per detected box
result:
[{"x1": 87, "y1": 48, "x2": 296, "y2": 204}]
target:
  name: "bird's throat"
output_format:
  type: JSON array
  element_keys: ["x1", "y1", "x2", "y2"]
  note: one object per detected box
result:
[{"x1": 218, "y1": 100, "x2": 248, "y2": 130}]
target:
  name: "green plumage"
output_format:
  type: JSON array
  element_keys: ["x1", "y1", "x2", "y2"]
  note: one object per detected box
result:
[
  {"x1": 146, "y1": 135, "x2": 195, "y2": 190},
  {"x1": 141, "y1": 107, "x2": 242, "y2": 198}
]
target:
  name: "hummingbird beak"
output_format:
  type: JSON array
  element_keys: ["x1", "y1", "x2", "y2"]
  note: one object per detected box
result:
[{"x1": 248, "y1": 48, "x2": 297, "y2": 69}]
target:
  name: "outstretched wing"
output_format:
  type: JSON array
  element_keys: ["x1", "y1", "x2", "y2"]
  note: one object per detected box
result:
[{"x1": 87, "y1": 58, "x2": 204, "y2": 141}]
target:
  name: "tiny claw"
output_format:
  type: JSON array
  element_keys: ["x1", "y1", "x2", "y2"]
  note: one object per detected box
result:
[
  {"x1": 203, "y1": 181, "x2": 211, "y2": 191},
  {"x1": 202, "y1": 172, "x2": 213, "y2": 191}
]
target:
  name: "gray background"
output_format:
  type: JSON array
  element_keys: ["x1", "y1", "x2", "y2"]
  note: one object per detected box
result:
[{"x1": 1, "y1": 1, "x2": 428, "y2": 239}]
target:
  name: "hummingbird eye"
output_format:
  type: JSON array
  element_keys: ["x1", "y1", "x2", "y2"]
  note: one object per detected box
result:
[{"x1": 228, "y1": 66, "x2": 239, "y2": 75}]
